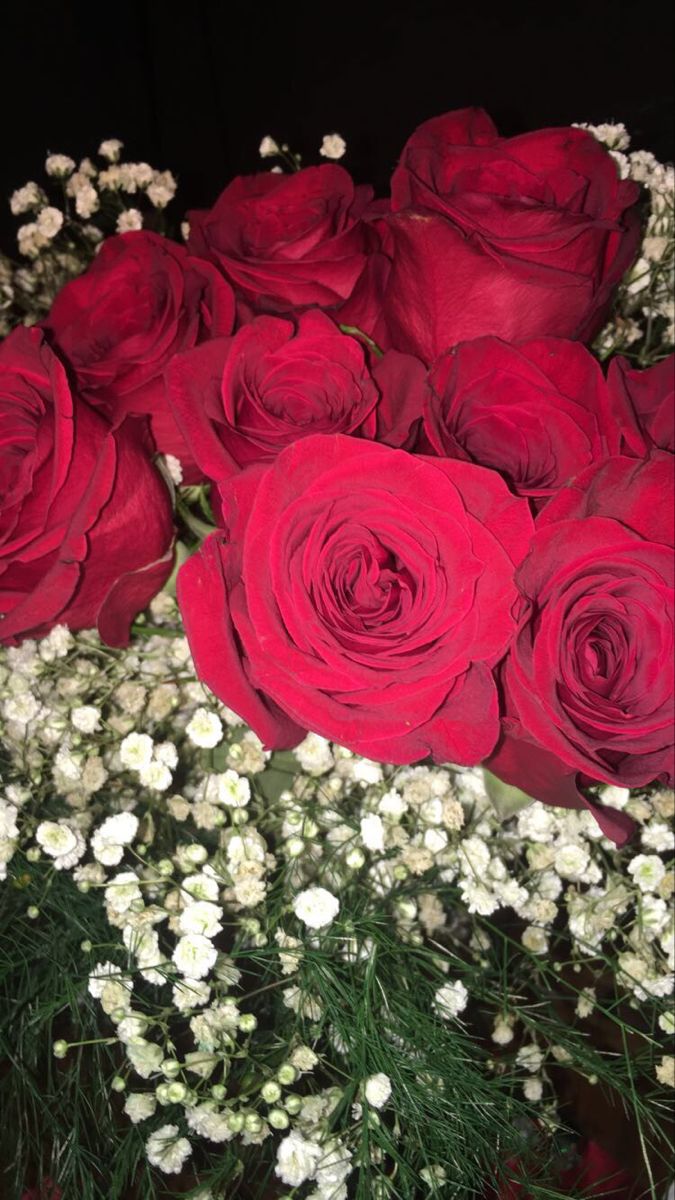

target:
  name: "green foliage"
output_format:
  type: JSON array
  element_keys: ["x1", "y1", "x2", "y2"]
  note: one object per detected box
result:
[
  {"x1": 1, "y1": 849, "x2": 672, "y2": 1199},
  {"x1": 0, "y1": 867, "x2": 151, "y2": 1199}
]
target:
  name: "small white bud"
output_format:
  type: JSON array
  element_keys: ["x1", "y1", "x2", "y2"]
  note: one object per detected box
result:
[{"x1": 319, "y1": 133, "x2": 346, "y2": 160}]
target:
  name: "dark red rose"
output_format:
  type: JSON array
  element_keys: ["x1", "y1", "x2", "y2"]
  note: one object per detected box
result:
[
  {"x1": 0, "y1": 327, "x2": 174, "y2": 646},
  {"x1": 380, "y1": 108, "x2": 640, "y2": 363},
  {"x1": 558, "y1": 1141, "x2": 633, "y2": 1200},
  {"x1": 177, "y1": 435, "x2": 533, "y2": 763},
  {"x1": 44, "y1": 231, "x2": 235, "y2": 478},
  {"x1": 492, "y1": 1140, "x2": 632, "y2": 1200},
  {"x1": 186, "y1": 166, "x2": 379, "y2": 314},
  {"x1": 488, "y1": 453, "x2": 674, "y2": 842},
  {"x1": 20, "y1": 1179, "x2": 62, "y2": 1200},
  {"x1": 166, "y1": 311, "x2": 425, "y2": 479},
  {"x1": 370, "y1": 347, "x2": 427, "y2": 449},
  {"x1": 423, "y1": 336, "x2": 620, "y2": 505},
  {"x1": 607, "y1": 353, "x2": 674, "y2": 454}
]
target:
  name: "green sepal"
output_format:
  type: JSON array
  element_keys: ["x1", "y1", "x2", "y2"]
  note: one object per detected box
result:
[{"x1": 482, "y1": 768, "x2": 536, "y2": 820}]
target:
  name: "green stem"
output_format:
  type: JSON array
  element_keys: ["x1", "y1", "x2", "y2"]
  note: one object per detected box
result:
[
  {"x1": 620, "y1": 1024, "x2": 658, "y2": 1198},
  {"x1": 176, "y1": 496, "x2": 217, "y2": 542},
  {"x1": 338, "y1": 325, "x2": 384, "y2": 358}
]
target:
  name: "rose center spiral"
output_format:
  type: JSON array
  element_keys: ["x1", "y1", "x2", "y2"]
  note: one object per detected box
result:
[{"x1": 314, "y1": 527, "x2": 415, "y2": 638}]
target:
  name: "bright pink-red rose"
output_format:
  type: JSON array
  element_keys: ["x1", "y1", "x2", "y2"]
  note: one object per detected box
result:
[
  {"x1": 177, "y1": 435, "x2": 533, "y2": 763},
  {"x1": 607, "y1": 353, "x2": 674, "y2": 454},
  {"x1": 44, "y1": 231, "x2": 235, "y2": 478},
  {"x1": 379, "y1": 108, "x2": 640, "y2": 363},
  {"x1": 186, "y1": 166, "x2": 380, "y2": 314},
  {"x1": 166, "y1": 311, "x2": 425, "y2": 480},
  {"x1": 423, "y1": 337, "x2": 620, "y2": 505},
  {"x1": 0, "y1": 328, "x2": 174, "y2": 646},
  {"x1": 488, "y1": 453, "x2": 674, "y2": 842}
]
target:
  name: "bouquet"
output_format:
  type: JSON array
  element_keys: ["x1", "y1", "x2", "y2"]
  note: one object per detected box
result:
[{"x1": 0, "y1": 112, "x2": 673, "y2": 1200}]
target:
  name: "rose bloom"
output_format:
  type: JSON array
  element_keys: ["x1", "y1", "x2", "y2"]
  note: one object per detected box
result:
[
  {"x1": 44, "y1": 231, "x2": 235, "y2": 478},
  {"x1": 177, "y1": 434, "x2": 533, "y2": 764},
  {"x1": 0, "y1": 327, "x2": 173, "y2": 645},
  {"x1": 378, "y1": 107, "x2": 640, "y2": 363},
  {"x1": 423, "y1": 336, "x2": 620, "y2": 506},
  {"x1": 19, "y1": 1180, "x2": 62, "y2": 1200},
  {"x1": 488, "y1": 453, "x2": 674, "y2": 843},
  {"x1": 607, "y1": 353, "x2": 674, "y2": 455},
  {"x1": 498, "y1": 1140, "x2": 632, "y2": 1200},
  {"x1": 186, "y1": 165, "x2": 381, "y2": 315},
  {"x1": 167, "y1": 310, "x2": 424, "y2": 479}
]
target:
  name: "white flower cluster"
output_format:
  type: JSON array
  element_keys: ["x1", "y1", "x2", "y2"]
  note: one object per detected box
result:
[
  {"x1": 0, "y1": 251, "x2": 13, "y2": 332},
  {"x1": 11, "y1": 141, "x2": 178, "y2": 257},
  {"x1": 1, "y1": 611, "x2": 673, "y2": 1183},
  {"x1": 319, "y1": 133, "x2": 346, "y2": 160},
  {"x1": 2, "y1": 140, "x2": 179, "y2": 334},
  {"x1": 580, "y1": 122, "x2": 675, "y2": 358},
  {"x1": 257, "y1": 131, "x2": 346, "y2": 173}
]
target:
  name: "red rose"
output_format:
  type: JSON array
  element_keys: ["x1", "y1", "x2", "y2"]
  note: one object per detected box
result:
[
  {"x1": 492, "y1": 1140, "x2": 632, "y2": 1200},
  {"x1": 559, "y1": 1140, "x2": 633, "y2": 1200},
  {"x1": 379, "y1": 108, "x2": 640, "y2": 363},
  {"x1": 0, "y1": 328, "x2": 174, "y2": 646},
  {"x1": 177, "y1": 435, "x2": 533, "y2": 763},
  {"x1": 607, "y1": 353, "x2": 674, "y2": 454},
  {"x1": 186, "y1": 166, "x2": 379, "y2": 314},
  {"x1": 166, "y1": 311, "x2": 425, "y2": 479},
  {"x1": 20, "y1": 1178, "x2": 62, "y2": 1200},
  {"x1": 488, "y1": 453, "x2": 674, "y2": 842},
  {"x1": 423, "y1": 337, "x2": 620, "y2": 505},
  {"x1": 45, "y1": 231, "x2": 235, "y2": 479}
]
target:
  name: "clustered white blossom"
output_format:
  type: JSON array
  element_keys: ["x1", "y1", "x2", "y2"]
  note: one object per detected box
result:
[
  {"x1": 1, "y1": 602, "x2": 672, "y2": 1189},
  {"x1": 364, "y1": 1072, "x2": 392, "y2": 1109},
  {"x1": 579, "y1": 122, "x2": 675, "y2": 357},
  {"x1": 434, "y1": 979, "x2": 469, "y2": 1020},
  {"x1": 257, "y1": 130, "x2": 347, "y2": 174},
  {"x1": 0, "y1": 252, "x2": 14, "y2": 333},
  {"x1": 57, "y1": 149, "x2": 176, "y2": 223},
  {"x1": 293, "y1": 886, "x2": 340, "y2": 929},
  {"x1": 257, "y1": 135, "x2": 303, "y2": 172},
  {"x1": 259, "y1": 136, "x2": 280, "y2": 159},
  {"x1": 2, "y1": 140, "x2": 178, "y2": 334},
  {"x1": 319, "y1": 133, "x2": 347, "y2": 160}
]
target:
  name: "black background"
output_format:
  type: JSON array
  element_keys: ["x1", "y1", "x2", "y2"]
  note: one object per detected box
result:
[{"x1": 2, "y1": 0, "x2": 673, "y2": 246}]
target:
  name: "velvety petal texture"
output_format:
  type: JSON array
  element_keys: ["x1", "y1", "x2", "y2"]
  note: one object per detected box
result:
[
  {"x1": 424, "y1": 336, "x2": 621, "y2": 504},
  {"x1": 44, "y1": 231, "x2": 235, "y2": 478},
  {"x1": 187, "y1": 166, "x2": 382, "y2": 314},
  {"x1": 0, "y1": 327, "x2": 174, "y2": 645},
  {"x1": 177, "y1": 435, "x2": 534, "y2": 763},
  {"x1": 166, "y1": 313, "x2": 425, "y2": 479},
  {"x1": 381, "y1": 109, "x2": 640, "y2": 362},
  {"x1": 489, "y1": 453, "x2": 674, "y2": 839},
  {"x1": 607, "y1": 353, "x2": 674, "y2": 455}
]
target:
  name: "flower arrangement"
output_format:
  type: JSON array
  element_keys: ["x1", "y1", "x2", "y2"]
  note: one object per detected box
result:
[{"x1": 0, "y1": 113, "x2": 673, "y2": 1200}]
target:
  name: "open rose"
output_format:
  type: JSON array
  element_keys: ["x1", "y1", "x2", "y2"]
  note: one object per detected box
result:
[
  {"x1": 423, "y1": 337, "x2": 620, "y2": 505},
  {"x1": 166, "y1": 310, "x2": 424, "y2": 479},
  {"x1": 0, "y1": 327, "x2": 173, "y2": 645},
  {"x1": 186, "y1": 166, "x2": 378, "y2": 314},
  {"x1": 488, "y1": 453, "x2": 674, "y2": 842},
  {"x1": 607, "y1": 353, "x2": 674, "y2": 454},
  {"x1": 45, "y1": 231, "x2": 235, "y2": 477},
  {"x1": 177, "y1": 435, "x2": 533, "y2": 763},
  {"x1": 380, "y1": 108, "x2": 640, "y2": 363}
]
